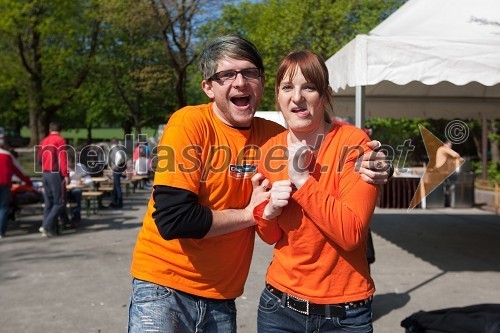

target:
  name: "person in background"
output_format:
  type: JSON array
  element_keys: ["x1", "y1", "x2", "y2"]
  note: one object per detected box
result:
[
  {"x1": 109, "y1": 138, "x2": 126, "y2": 209},
  {"x1": 133, "y1": 142, "x2": 151, "y2": 166},
  {"x1": 60, "y1": 156, "x2": 92, "y2": 227},
  {"x1": 127, "y1": 35, "x2": 390, "y2": 333},
  {"x1": 132, "y1": 143, "x2": 141, "y2": 165},
  {"x1": 254, "y1": 51, "x2": 378, "y2": 332},
  {"x1": 133, "y1": 149, "x2": 151, "y2": 190},
  {"x1": 434, "y1": 140, "x2": 462, "y2": 174},
  {"x1": 432, "y1": 139, "x2": 463, "y2": 207},
  {"x1": 38, "y1": 121, "x2": 69, "y2": 238},
  {"x1": 142, "y1": 142, "x2": 151, "y2": 159},
  {"x1": 0, "y1": 141, "x2": 32, "y2": 238},
  {"x1": 133, "y1": 150, "x2": 149, "y2": 176}
]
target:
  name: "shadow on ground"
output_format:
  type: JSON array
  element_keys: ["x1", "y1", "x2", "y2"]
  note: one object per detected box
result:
[
  {"x1": 371, "y1": 212, "x2": 500, "y2": 272},
  {"x1": 370, "y1": 210, "x2": 500, "y2": 323}
]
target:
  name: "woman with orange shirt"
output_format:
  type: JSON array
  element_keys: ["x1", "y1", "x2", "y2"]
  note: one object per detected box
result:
[{"x1": 254, "y1": 51, "x2": 378, "y2": 332}]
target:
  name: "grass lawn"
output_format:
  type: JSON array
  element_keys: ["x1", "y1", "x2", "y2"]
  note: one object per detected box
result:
[
  {"x1": 16, "y1": 127, "x2": 158, "y2": 176},
  {"x1": 20, "y1": 127, "x2": 157, "y2": 145}
]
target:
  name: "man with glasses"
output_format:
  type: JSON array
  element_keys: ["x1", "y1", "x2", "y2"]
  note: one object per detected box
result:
[{"x1": 127, "y1": 35, "x2": 391, "y2": 332}]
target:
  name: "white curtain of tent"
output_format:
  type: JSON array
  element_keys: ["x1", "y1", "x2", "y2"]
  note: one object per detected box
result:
[{"x1": 326, "y1": 0, "x2": 500, "y2": 177}]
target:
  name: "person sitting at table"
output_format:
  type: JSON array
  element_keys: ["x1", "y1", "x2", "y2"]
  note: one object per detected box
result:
[
  {"x1": 134, "y1": 150, "x2": 149, "y2": 176},
  {"x1": 133, "y1": 150, "x2": 151, "y2": 189},
  {"x1": 60, "y1": 156, "x2": 92, "y2": 227}
]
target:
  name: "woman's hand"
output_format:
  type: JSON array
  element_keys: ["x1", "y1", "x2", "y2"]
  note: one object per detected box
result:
[
  {"x1": 263, "y1": 180, "x2": 293, "y2": 220},
  {"x1": 287, "y1": 140, "x2": 313, "y2": 189}
]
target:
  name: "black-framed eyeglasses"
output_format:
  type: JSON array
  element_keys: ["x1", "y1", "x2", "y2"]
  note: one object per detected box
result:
[{"x1": 208, "y1": 68, "x2": 261, "y2": 84}]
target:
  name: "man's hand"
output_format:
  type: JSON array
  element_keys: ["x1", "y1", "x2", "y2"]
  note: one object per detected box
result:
[
  {"x1": 263, "y1": 180, "x2": 293, "y2": 220},
  {"x1": 244, "y1": 173, "x2": 271, "y2": 220},
  {"x1": 358, "y1": 140, "x2": 393, "y2": 185},
  {"x1": 64, "y1": 176, "x2": 70, "y2": 186}
]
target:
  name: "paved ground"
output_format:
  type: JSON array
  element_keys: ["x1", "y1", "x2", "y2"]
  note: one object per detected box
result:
[{"x1": 1, "y1": 188, "x2": 499, "y2": 332}]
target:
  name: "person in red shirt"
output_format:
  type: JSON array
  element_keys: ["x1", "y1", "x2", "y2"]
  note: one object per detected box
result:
[
  {"x1": 254, "y1": 51, "x2": 378, "y2": 332},
  {"x1": 0, "y1": 142, "x2": 32, "y2": 238},
  {"x1": 37, "y1": 121, "x2": 69, "y2": 237}
]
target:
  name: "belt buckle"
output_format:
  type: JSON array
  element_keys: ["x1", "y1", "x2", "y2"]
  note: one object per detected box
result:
[{"x1": 287, "y1": 295, "x2": 309, "y2": 315}]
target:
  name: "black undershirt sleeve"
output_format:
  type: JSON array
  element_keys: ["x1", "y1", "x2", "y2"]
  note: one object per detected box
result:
[{"x1": 152, "y1": 185, "x2": 213, "y2": 240}]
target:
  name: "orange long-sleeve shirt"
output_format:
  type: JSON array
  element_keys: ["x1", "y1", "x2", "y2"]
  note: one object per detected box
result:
[{"x1": 255, "y1": 124, "x2": 378, "y2": 304}]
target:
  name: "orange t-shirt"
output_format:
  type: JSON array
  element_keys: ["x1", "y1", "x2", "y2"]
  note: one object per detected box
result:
[
  {"x1": 130, "y1": 103, "x2": 284, "y2": 299},
  {"x1": 255, "y1": 124, "x2": 378, "y2": 304}
]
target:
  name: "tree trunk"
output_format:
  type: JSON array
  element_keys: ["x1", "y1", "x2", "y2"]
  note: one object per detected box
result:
[
  {"x1": 123, "y1": 122, "x2": 133, "y2": 136},
  {"x1": 472, "y1": 131, "x2": 482, "y2": 161},
  {"x1": 176, "y1": 69, "x2": 187, "y2": 108},
  {"x1": 28, "y1": 109, "x2": 40, "y2": 147},
  {"x1": 490, "y1": 120, "x2": 499, "y2": 163},
  {"x1": 133, "y1": 93, "x2": 142, "y2": 134},
  {"x1": 86, "y1": 124, "x2": 93, "y2": 145}
]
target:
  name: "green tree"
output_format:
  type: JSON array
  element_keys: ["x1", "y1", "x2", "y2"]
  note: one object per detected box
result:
[
  {"x1": 0, "y1": 29, "x2": 27, "y2": 133},
  {"x1": 97, "y1": 0, "x2": 176, "y2": 135},
  {"x1": 200, "y1": 0, "x2": 406, "y2": 110},
  {"x1": 366, "y1": 118, "x2": 430, "y2": 167},
  {"x1": 149, "y1": 0, "x2": 224, "y2": 109},
  {"x1": 0, "y1": 0, "x2": 101, "y2": 146}
]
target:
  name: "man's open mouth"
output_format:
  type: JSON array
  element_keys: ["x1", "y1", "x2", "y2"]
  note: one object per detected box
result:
[{"x1": 231, "y1": 96, "x2": 251, "y2": 107}]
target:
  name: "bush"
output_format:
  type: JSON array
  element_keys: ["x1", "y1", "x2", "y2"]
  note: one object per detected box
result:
[{"x1": 471, "y1": 161, "x2": 500, "y2": 181}]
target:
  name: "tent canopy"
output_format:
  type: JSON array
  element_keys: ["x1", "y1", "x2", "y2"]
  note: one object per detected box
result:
[{"x1": 326, "y1": 0, "x2": 500, "y2": 120}]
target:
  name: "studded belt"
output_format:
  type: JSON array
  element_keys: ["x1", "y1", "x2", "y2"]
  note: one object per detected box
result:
[{"x1": 266, "y1": 283, "x2": 372, "y2": 317}]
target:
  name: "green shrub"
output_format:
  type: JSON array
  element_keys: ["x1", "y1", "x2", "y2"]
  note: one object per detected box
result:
[{"x1": 471, "y1": 161, "x2": 500, "y2": 181}]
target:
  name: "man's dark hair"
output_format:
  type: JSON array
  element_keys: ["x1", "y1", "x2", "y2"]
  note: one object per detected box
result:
[
  {"x1": 49, "y1": 121, "x2": 62, "y2": 132},
  {"x1": 198, "y1": 34, "x2": 264, "y2": 81}
]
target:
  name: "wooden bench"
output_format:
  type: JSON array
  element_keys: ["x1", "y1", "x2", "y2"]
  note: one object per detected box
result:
[
  {"x1": 82, "y1": 191, "x2": 104, "y2": 217},
  {"x1": 14, "y1": 203, "x2": 44, "y2": 218},
  {"x1": 98, "y1": 186, "x2": 114, "y2": 191},
  {"x1": 131, "y1": 175, "x2": 150, "y2": 191}
]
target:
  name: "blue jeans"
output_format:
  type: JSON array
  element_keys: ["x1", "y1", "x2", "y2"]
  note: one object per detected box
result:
[
  {"x1": 112, "y1": 172, "x2": 123, "y2": 207},
  {"x1": 42, "y1": 172, "x2": 66, "y2": 231},
  {"x1": 257, "y1": 287, "x2": 373, "y2": 333},
  {"x1": 127, "y1": 278, "x2": 237, "y2": 333},
  {"x1": 0, "y1": 185, "x2": 11, "y2": 236}
]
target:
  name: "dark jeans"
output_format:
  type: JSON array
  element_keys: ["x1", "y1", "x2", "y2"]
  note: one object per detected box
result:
[
  {"x1": 42, "y1": 172, "x2": 66, "y2": 231},
  {"x1": 257, "y1": 287, "x2": 373, "y2": 333},
  {"x1": 0, "y1": 186, "x2": 11, "y2": 236},
  {"x1": 112, "y1": 172, "x2": 123, "y2": 208}
]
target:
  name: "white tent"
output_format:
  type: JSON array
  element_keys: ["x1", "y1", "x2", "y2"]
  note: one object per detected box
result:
[
  {"x1": 254, "y1": 111, "x2": 287, "y2": 128},
  {"x1": 326, "y1": 0, "x2": 500, "y2": 124},
  {"x1": 326, "y1": 0, "x2": 500, "y2": 178}
]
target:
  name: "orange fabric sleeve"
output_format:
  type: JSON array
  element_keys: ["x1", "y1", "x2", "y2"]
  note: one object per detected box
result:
[
  {"x1": 253, "y1": 200, "x2": 283, "y2": 244},
  {"x1": 292, "y1": 141, "x2": 378, "y2": 251}
]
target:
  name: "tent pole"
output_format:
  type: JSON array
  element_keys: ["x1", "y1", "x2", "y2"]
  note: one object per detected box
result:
[
  {"x1": 482, "y1": 116, "x2": 488, "y2": 180},
  {"x1": 355, "y1": 86, "x2": 366, "y2": 128}
]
